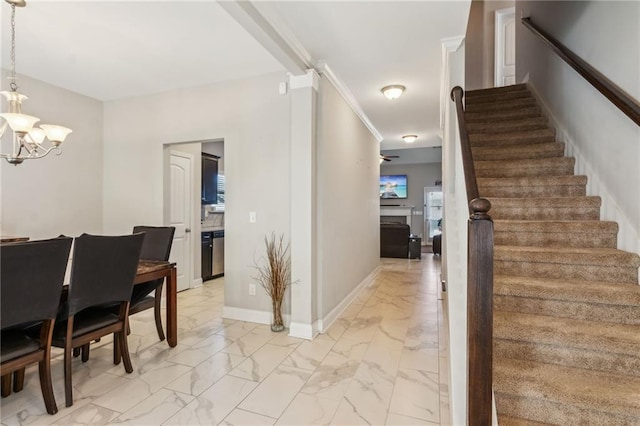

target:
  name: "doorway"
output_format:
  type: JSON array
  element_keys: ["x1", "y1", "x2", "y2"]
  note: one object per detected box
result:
[
  {"x1": 424, "y1": 187, "x2": 443, "y2": 243},
  {"x1": 495, "y1": 7, "x2": 516, "y2": 87}
]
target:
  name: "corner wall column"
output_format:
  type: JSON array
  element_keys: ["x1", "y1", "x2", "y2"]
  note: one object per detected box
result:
[{"x1": 289, "y1": 69, "x2": 320, "y2": 340}]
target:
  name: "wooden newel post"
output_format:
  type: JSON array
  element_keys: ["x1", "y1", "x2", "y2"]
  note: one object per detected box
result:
[{"x1": 467, "y1": 197, "x2": 494, "y2": 426}]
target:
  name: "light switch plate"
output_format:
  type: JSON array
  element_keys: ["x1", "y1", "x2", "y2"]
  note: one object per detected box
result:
[{"x1": 249, "y1": 212, "x2": 257, "y2": 223}]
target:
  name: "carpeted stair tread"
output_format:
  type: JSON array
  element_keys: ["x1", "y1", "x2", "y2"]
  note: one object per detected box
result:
[
  {"x1": 498, "y1": 416, "x2": 553, "y2": 426},
  {"x1": 493, "y1": 220, "x2": 618, "y2": 248},
  {"x1": 465, "y1": 90, "x2": 532, "y2": 106},
  {"x1": 469, "y1": 128, "x2": 555, "y2": 146},
  {"x1": 475, "y1": 157, "x2": 575, "y2": 178},
  {"x1": 472, "y1": 142, "x2": 565, "y2": 161},
  {"x1": 479, "y1": 175, "x2": 587, "y2": 198},
  {"x1": 466, "y1": 83, "x2": 528, "y2": 97},
  {"x1": 494, "y1": 275, "x2": 640, "y2": 324},
  {"x1": 494, "y1": 245, "x2": 640, "y2": 268},
  {"x1": 465, "y1": 106, "x2": 541, "y2": 122},
  {"x1": 465, "y1": 97, "x2": 538, "y2": 113},
  {"x1": 494, "y1": 358, "x2": 640, "y2": 422},
  {"x1": 488, "y1": 196, "x2": 601, "y2": 221},
  {"x1": 466, "y1": 116, "x2": 549, "y2": 134},
  {"x1": 494, "y1": 311, "x2": 640, "y2": 356}
]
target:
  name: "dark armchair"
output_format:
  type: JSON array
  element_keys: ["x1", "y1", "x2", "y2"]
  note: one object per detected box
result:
[{"x1": 380, "y1": 223, "x2": 410, "y2": 258}]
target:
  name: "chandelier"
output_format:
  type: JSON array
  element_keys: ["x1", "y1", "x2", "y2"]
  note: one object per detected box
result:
[{"x1": 0, "y1": 0, "x2": 72, "y2": 165}]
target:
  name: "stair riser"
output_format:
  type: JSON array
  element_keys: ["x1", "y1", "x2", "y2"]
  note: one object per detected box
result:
[
  {"x1": 475, "y1": 163, "x2": 574, "y2": 178},
  {"x1": 466, "y1": 84, "x2": 528, "y2": 98},
  {"x1": 468, "y1": 123, "x2": 550, "y2": 136},
  {"x1": 472, "y1": 144, "x2": 565, "y2": 161},
  {"x1": 495, "y1": 393, "x2": 639, "y2": 425},
  {"x1": 495, "y1": 295, "x2": 640, "y2": 325},
  {"x1": 495, "y1": 260, "x2": 638, "y2": 283},
  {"x1": 489, "y1": 207, "x2": 600, "y2": 221},
  {"x1": 465, "y1": 98, "x2": 538, "y2": 113},
  {"x1": 465, "y1": 90, "x2": 532, "y2": 105},
  {"x1": 480, "y1": 186, "x2": 586, "y2": 198},
  {"x1": 471, "y1": 136, "x2": 556, "y2": 147},
  {"x1": 465, "y1": 108, "x2": 541, "y2": 122},
  {"x1": 494, "y1": 231, "x2": 617, "y2": 248}
]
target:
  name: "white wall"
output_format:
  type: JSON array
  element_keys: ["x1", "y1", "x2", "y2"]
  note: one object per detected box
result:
[
  {"x1": 0, "y1": 73, "x2": 103, "y2": 239},
  {"x1": 380, "y1": 162, "x2": 443, "y2": 239},
  {"x1": 316, "y1": 75, "x2": 380, "y2": 320},
  {"x1": 516, "y1": 0, "x2": 640, "y2": 254},
  {"x1": 103, "y1": 71, "x2": 291, "y2": 315}
]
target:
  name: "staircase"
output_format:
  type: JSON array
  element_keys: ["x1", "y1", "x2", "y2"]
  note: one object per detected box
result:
[{"x1": 465, "y1": 84, "x2": 640, "y2": 425}]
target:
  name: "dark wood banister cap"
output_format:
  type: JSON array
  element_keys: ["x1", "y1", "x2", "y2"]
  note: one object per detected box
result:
[
  {"x1": 451, "y1": 86, "x2": 464, "y2": 102},
  {"x1": 469, "y1": 198, "x2": 492, "y2": 220}
]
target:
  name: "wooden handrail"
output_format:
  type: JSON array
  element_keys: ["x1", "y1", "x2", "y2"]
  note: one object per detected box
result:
[
  {"x1": 522, "y1": 17, "x2": 640, "y2": 127},
  {"x1": 451, "y1": 86, "x2": 494, "y2": 426}
]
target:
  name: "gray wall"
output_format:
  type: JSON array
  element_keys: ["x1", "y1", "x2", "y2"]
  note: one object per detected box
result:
[
  {"x1": 1, "y1": 73, "x2": 104, "y2": 239},
  {"x1": 466, "y1": 0, "x2": 515, "y2": 90},
  {"x1": 516, "y1": 0, "x2": 640, "y2": 252},
  {"x1": 380, "y1": 162, "x2": 443, "y2": 239},
  {"x1": 317, "y1": 75, "x2": 380, "y2": 319},
  {"x1": 103, "y1": 71, "x2": 291, "y2": 314}
]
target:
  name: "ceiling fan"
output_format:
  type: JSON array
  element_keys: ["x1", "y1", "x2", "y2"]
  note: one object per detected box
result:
[{"x1": 379, "y1": 154, "x2": 399, "y2": 162}]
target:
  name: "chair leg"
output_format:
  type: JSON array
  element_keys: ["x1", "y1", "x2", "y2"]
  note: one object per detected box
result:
[
  {"x1": 113, "y1": 332, "x2": 121, "y2": 365},
  {"x1": 154, "y1": 287, "x2": 166, "y2": 342},
  {"x1": 118, "y1": 331, "x2": 134, "y2": 374},
  {"x1": 81, "y1": 344, "x2": 90, "y2": 363},
  {"x1": 1, "y1": 374, "x2": 11, "y2": 397},
  {"x1": 72, "y1": 347, "x2": 81, "y2": 358},
  {"x1": 38, "y1": 359, "x2": 58, "y2": 415},
  {"x1": 12, "y1": 369, "x2": 25, "y2": 392},
  {"x1": 64, "y1": 318, "x2": 75, "y2": 407}
]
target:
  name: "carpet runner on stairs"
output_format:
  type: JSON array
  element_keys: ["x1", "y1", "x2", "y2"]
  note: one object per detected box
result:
[{"x1": 465, "y1": 83, "x2": 640, "y2": 425}]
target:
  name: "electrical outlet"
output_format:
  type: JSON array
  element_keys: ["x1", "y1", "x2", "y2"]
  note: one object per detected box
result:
[
  {"x1": 249, "y1": 283, "x2": 256, "y2": 296},
  {"x1": 249, "y1": 211, "x2": 257, "y2": 223}
]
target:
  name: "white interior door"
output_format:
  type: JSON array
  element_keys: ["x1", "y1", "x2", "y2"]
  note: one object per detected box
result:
[
  {"x1": 169, "y1": 151, "x2": 193, "y2": 292},
  {"x1": 495, "y1": 7, "x2": 516, "y2": 87}
]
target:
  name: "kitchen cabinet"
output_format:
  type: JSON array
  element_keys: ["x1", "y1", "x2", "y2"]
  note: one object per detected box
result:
[{"x1": 201, "y1": 153, "x2": 218, "y2": 204}]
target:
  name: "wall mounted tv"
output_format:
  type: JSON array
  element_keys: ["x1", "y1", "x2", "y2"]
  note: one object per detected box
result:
[{"x1": 380, "y1": 174, "x2": 408, "y2": 199}]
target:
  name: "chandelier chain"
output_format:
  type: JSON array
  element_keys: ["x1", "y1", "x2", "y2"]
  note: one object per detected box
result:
[{"x1": 9, "y1": 3, "x2": 17, "y2": 91}]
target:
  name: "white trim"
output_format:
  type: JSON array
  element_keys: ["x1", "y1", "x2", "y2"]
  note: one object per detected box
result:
[
  {"x1": 289, "y1": 321, "x2": 319, "y2": 340},
  {"x1": 317, "y1": 63, "x2": 384, "y2": 143},
  {"x1": 289, "y1": 69, "x2": 320, "y2": 91},
  {"x1": 222, "y1": 305, "x2": 291, "y2": 326},
  {"x1": 191, "y1": 277, "x2": 203, "y2": 289},
  {"x1": 440, "y1": 36, "x2": 465, "y2": 135},
  {"x1": 527, "y1": 83, "x2": 640, "y2": 255},
  {"x1": 494, "y1": 7, "x2": 516, "y2": 87},
  {"x1": 316, "y1": 266, "x2": 381, "y2": 334}
]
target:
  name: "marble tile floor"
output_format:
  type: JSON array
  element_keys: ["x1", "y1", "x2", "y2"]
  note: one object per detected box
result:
[{"x1": 0, "y1": 256, "x2": 449, "y2": 426}]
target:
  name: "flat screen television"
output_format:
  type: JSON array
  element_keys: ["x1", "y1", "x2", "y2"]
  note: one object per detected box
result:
[{"x1": 380, "y1": 174, "x2": 408, "y2": 199}]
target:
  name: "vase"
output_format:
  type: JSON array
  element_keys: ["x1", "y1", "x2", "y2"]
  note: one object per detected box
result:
[{"x1": 271, "y1": 299, "x2": 284, "y2": 332}]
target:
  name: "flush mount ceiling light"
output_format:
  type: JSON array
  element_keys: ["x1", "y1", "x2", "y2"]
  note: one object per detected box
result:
[
  {"x1": 402, "y1": 135, "x2": 418, "y2": 143},
  {"x1": 0, "y1": 0, "x2": 72, "y2": 165},
  {"x1": 381, "y1": 85, "x2": 406, "y2": 100}
]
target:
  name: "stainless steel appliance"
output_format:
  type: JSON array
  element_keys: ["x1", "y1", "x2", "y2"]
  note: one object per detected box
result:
[{"x1": 212, "y1": 230, "x2": 224, "y2": 278}]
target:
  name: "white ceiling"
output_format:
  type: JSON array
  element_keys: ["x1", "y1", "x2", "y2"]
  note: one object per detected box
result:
[{"x1": 0, "y1": 1, "x2": 470, "y2": 152}]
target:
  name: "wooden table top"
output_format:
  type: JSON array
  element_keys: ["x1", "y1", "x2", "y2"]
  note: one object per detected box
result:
[{"x1": 0, "y1": 236, "x2": 29, "y2": 244}]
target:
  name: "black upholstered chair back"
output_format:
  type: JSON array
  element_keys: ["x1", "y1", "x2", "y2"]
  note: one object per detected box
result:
[
  {"x1": 133, "y1": 226, "x2": 175, "y2": 261},
  {"x1": 66, "y1": 233, "x2": 143, "y2": 316},
  {"x1": 1, "y1": 237, "x2": 72, "y2": 329}
]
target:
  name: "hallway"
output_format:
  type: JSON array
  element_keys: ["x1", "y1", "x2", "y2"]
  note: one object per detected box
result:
[{"x1": 0, "y1": 256, "x2": 449, "y2": 425}]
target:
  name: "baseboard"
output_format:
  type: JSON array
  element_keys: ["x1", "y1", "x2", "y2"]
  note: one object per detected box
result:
[
  {"x1": 316, "y1": 265, "x2": 381, "y2": 334},
  {"x1": 222, "y1": 306, "x2": 291, "y2": 327},
  {"x1": 191, "y1": 278, "x2": 203, "y2": 289},
  {"x1": 288, "y1": 321, "x2": 319, "y2": 340},
  {"x1": 527, "y1": 83, "x2": 640, "y2": 255}
]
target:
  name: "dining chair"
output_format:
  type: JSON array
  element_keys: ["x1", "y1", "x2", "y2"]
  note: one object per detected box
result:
[
  {"x1": 128, "y1": 225, "x2": 175, "y2": 341},
  {"x1": 51, "y1": 233, "x2": 143, "y2": 407},
  {"x1": 0, "y1": 237, "x2": 73, "y2": 415}
]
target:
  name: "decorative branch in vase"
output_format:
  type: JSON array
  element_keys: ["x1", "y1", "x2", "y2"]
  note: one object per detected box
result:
[{"x1": 253, "y1": 233, "x2": 292, "y2": 332}]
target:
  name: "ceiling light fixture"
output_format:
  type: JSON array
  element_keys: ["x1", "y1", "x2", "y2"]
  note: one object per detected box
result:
[
  {"x1": 381, "y1": 85, "x2": 405, "y2": 100},
  {"x1": 0, "y1": 0, "x2": 72, "y2": 165},
  {"x1": 402, "y1": 135, "x2": 418, "y2": 143}
]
